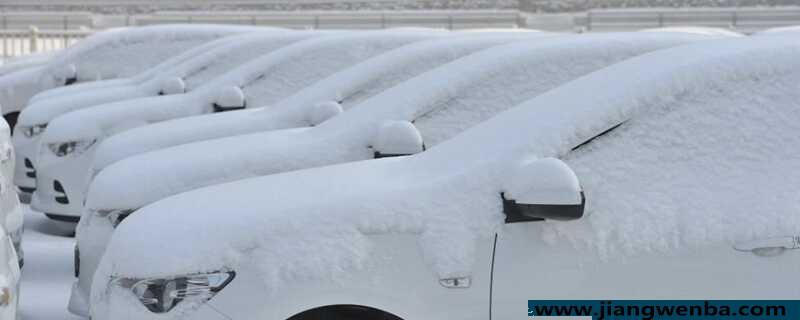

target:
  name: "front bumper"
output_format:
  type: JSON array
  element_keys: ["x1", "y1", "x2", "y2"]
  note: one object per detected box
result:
[
  {"x1": 70, "y1": 211, "x2": 115, "y2": 317},
  {"x1": 30, "y1": 148, "x2": 94, "y2": 219},
  {"x1": 11, "y1": 134, "x2": 40, "y2": 198}
]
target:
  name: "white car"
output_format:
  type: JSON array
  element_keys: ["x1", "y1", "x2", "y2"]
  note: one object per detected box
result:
[
  {"x1": 89, "y1": 32, "x2": 551, "y2": 185},
  {"x1": 75, "y1": 31, "x2": 709, "y2": 316},
  {"x1": 0, "y1": 52, "x2": 52, "y2": 78},
  {"x1": 0, "y1": 227, "x2": 19, "y2": 320},
  {"x1": 0, "y1": 118, "x2": 23, "y2": 268},
  {"x1": 13, "y1": 30, "x2": 324, "y2": 204},
  {"x1": 91, "y1": 35, "x2": 800, "y2": 320},
  {"x1": 0, "y1": 25, "x2": 261, "y2": 128},
  {"x1": 31, "y1": 30, "x2": 446, "y2": 227}
]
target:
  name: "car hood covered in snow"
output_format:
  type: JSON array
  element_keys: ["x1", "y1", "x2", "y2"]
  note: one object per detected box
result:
[
  {"x1": 90, "y1": 32, "x2": 554, "y2": 171},
  {"x1": 92, "y1": 35, "x2": 800, "y2": 302},
  {"x1": 86, "y1": 32, "x2": 711, "y2": 212}
]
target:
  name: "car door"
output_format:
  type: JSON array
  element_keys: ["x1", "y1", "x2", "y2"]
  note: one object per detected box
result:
[{"x1": 491, "y1": 135, "x2": 800, "y2": 320}]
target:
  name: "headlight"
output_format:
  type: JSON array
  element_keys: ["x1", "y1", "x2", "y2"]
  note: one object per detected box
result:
[
  {"x1": 19, "y1": 123, "x2": 47, "y2": 138},
  {"x1": 47, "y1": 139, "x2": 96, "y2": 157},
  {"x1": 95, "y1": 208, "x2": 135, "y2": 228},
  {"x1": 115, "y1": 271, "x2": 235, "y2": 314}
]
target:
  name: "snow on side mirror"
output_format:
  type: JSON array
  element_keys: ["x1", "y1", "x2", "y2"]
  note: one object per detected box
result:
[
  {"x1": 58, "y1": 64, "x2": 77, "y2": 86},
  {"x1": 213, "y1": 86, "x2": 246, "y2": 113},
  {"x1": 159, "y1": 77, "x2": 185, "y2": 95},
  {"x1": 307, "y1": 101, "x2": 343, "y2": 126},
  {"x1": 502, "y1": 158, "x2": 585, "y2": 223},
  {"x1": 373, "y1": 120, "x2": 424, "y2": 158}
]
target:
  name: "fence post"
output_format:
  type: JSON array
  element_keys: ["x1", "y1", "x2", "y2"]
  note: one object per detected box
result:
[
  {"x1": 586, "y1": 11, "x2": 592, "y2": 31},
  {"x1": 29, "y1": 26, "x2": 39, "y2": 54}
]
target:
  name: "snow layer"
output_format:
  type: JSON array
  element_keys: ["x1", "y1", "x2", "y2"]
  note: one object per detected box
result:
[
  {"x1": 39, "y1": 25, "x2": 263, "y2": 85},
  {"x1": 90, "y1": 33, "x2": 549, "y2": 171},
  {"x1": 87, "y1": 32, "x2": 709, "y2": 211},
  {"x1": 3, "y1": 25, "x2": 259, "y2": 116},
  {"x1": 18, "y1": 31, "x2": 320, "y2": 127},
  {"x1": 0, "y1": 52, "x2": 51, "y2": 77},
  {"x1": 93, "y1": 35, "x2": 800, "y2": 298},
  {"x1": 43, "y1": 30, "x2": 444, "y2": 143}
]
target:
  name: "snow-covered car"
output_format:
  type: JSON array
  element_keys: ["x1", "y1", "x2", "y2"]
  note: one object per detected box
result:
[
  {"x1": 89, "y1": 32, "x2": 552, "y2": 183},
  {"x1": 33, "y1": 30, "x2": 446, "y2": 226},
  {"x1": 0, "y1": 24, "x2": 262, "y2": 128},
  {"x1": 91, "y1": 35, "x2": 800, "y2": 320},
  {"x1": 0, "y1": 52, "x2": 52, "y2": 78},
  {"x1": 13, "y1": 30, "x2": 324, "y2": 204},
  {"x1": 74, "y1": 31, "x2": 710, "y2": 316},
  {"x1": 0, "y1": 118, "x2": 23, "y2": 268},
  {"x1": 0, "y1": 227, "x2": 19, "y2": 320}
]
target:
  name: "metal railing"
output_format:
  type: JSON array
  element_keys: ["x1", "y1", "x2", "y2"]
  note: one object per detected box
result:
[
  {"x1": 0, "y1": 27, "x2": 92, "y2": 59},
  {"x1": 576, "y1": 7, "x2": 800, "y2": 33},
  {"x1": 132, "y1": 10, "x2": 523, "y2": 30}
]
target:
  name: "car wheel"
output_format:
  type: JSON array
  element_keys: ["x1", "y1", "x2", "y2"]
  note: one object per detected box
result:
[{"x1": 288, "y1": 305, "x2": 403, "y2": 320}]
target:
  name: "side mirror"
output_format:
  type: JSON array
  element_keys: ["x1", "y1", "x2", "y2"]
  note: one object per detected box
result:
[
  {"x1": 58, "y1": 64, "x2": 77, "y2": 86},
  {"x1": 502, "y1": 158, "x2": 585, "y2": 223},
  {"x1": 213, "y1": 86, "x2": 246, "y2": 112},
  {"x1": 307, "y1": 101, "x2": 343, "y2": 126},
  {"x1": 159, "y1": 77, "x2": 185, "y2": 95},
  {"x1": 373, "y1": 120, "x2": 424, "y2": 158}
]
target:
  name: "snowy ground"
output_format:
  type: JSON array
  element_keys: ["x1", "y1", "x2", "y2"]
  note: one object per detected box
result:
[{"x1": 18, "y1": 205, "x2": 83, "y2": 320}]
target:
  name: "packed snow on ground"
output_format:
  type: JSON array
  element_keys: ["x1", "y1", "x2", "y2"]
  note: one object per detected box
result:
[
  {"x1": 18, "y1": 206, "x2": 83, "y2": 320},
  {"x1": 86, "y1": 32, "x2": 709, "y2": 212},
  {"x1": 92, "y1": 36, "x2": 800, "y2": 301},
  {"x1": 90, "y1": 33, "x2": 549, "y2": 171}
]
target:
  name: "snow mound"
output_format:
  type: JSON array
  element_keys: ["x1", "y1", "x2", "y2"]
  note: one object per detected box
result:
[
  {"x1": 373, "y1": 120, "x2": 424, "y2": 155},
  {"x1": 307, "y1": 101, "x2": 343, "y2": 125},
  {"x1": 159, "y1": 77, "x2": 185, "y2": 95},
  {"x1": 215, "y1": 86, "x2": 244, "y2": 108}
]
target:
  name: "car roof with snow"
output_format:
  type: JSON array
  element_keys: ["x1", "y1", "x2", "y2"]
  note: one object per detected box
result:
[
  {"x1": 102, "y1": 35, "x2": 800, "y2": 282},
  {"x1": 41, "y1": 25, "x2": 265, "y2": 84},
  {"x1": 19, "y1": 30, "x2": 329, "y2": 126},
  {"x1": 90, "y1": 32, "x2": 554, "y2": 170},
  {"x1": 42, "y1": 30, "x2": 447, "y2": 140},
  {"x1": 86, "y1": 32, "x2": 711, "y2": 211}
]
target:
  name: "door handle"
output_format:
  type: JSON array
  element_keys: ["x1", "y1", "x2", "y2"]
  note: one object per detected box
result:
[{"x1": 734, "y1": 236, "x2": 800, "y2": 257}]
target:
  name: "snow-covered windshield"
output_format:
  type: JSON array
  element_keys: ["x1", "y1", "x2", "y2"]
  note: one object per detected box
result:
[{"x1": 237, "y1": 32, "x2": 442, "y2": 108}]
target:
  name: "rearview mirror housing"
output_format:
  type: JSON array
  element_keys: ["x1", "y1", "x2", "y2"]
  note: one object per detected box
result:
[
  {"x1": 502, "y1": 158, "x2": 584, "y2": 223},
  {"x1": 373, "y1": 120, "x2": 424, "y2": 158},
  {"x1": 160, "y1": 77, "x2": 185, "y2": 95},
  {"x1": 307, "y1": 101, "x2": 343, "y2": 126},
  {"x1": 58, "y1": 64, "x2": 77, "y2": 85},
  {"x1": 213, "y1": 86, "x2": 245, "y2": 112}
]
